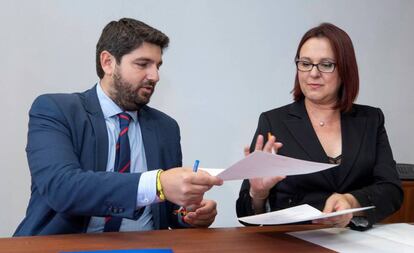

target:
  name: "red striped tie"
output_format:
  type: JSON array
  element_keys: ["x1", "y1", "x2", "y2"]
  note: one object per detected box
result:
[{"x1": 104, "y1": 112, "x2": 131, "y2": 232}]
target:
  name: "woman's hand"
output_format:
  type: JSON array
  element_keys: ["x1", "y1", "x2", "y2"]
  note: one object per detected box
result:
[
  {"x1": 313, "y1": 193, "x2": 360, "y2": 227},
  {"x1": 247, "y1": 134, "x2": 285, "y2": 200}
]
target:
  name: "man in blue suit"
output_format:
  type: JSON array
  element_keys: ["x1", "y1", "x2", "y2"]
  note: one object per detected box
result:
[{"x1": 14, "y1": 18, "x2": 223, "y2": 236}]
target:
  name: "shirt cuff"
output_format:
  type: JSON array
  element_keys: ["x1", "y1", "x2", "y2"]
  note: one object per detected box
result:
[
  {"x1": 136, "y1": 170, "x2": 160, "y2": 208},
  {"x1": 265, "y1": 199, "x2": 271, "y2": 212}
]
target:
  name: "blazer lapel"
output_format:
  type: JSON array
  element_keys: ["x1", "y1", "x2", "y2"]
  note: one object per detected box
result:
[
  {"x1": 284, "y1": 101, "x2": 329, "y2": 162},
  {"x1": 337, "y1": 109, "x2": 367, "y2": 188},
  {"x1": 138, "y1": 106, "x2": 159, "y2": 171},
  {"x1": 138, "y1": 106, "x2": 162, "y2": 229},
  {"x1": 83, "y1": 85, "x2": 108, "y2": 172},
  {"x1": 283, "y1": 101, "x2": 336, "y2": 188}
]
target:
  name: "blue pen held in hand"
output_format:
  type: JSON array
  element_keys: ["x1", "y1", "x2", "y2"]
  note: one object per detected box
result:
[
  {"x1": 193, "y1": 160, "x2": 200, "y2": 172},
  {"x1": 175, "y1": 159, "x2": 200, "y2": 226}
]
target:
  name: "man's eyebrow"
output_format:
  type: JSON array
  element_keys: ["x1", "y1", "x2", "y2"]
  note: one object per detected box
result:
[
  {"x1": 133, "y1": 57, "x2": 151, "y2": 62},
  {"x1": 133, "y1": 57, "x2": 163, "y2": 66}
]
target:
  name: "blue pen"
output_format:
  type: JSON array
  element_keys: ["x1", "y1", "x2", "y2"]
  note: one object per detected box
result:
[
  {"x1": 175, "y1": 159, "x2": 200, "y2": 226},
  {"x1": 193, "y1": 159, "x2": 200, "y2": 172}
]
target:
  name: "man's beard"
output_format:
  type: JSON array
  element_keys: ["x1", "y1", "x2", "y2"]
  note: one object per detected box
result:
[{"x1": 111, "y1": 68, "x2": 155, "y2": 111}]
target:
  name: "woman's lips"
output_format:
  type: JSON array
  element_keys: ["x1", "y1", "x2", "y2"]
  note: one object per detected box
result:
[{"x1": 308, "y1": 83, "x2": 323, "y2": 89}]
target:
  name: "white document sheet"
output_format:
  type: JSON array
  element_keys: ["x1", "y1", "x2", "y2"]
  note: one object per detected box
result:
[
  {"x1": 288, "y1": 223, "x2": 414, "y2": 253},
  {"x1": 200, "y1": 151, "x2": 336, "y2": 181},
  {"x1": 238, "y1": 204, "x2": 375, "y2": 225}
]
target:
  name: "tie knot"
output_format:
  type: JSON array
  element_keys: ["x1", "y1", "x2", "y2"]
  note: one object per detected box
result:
[{"x1": 118, "y1": 112, "x2": 131, "y2": 128}]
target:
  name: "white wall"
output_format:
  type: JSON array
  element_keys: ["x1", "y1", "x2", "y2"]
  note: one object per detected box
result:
[{"x1": 1, "y1": 0, "x2": 413, "y2": 237}]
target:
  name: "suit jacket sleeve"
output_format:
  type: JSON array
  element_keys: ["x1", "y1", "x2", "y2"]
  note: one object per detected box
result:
[
  {"x1": 26, "y1": 94, "x2": 142, "y2": 219},
  {"x1": 349, "y1": 108, "x2": 403, "y2": 225}
]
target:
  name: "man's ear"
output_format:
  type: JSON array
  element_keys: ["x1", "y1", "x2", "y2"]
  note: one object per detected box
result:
[{"x1": 100, "y1": 50, "x2": 116, "y2": 76}]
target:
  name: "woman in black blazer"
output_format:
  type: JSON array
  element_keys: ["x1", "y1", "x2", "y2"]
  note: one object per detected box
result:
[{"x1": 236, "y1": 23, "x2": 403, "y2": 230}]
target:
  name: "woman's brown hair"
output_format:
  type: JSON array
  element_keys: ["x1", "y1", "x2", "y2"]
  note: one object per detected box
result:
[{"x1": 292, "y1": 23, "x2": 359, "y2": 112}]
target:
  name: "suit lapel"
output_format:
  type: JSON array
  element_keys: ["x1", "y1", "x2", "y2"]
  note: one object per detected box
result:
[
  {"x1": 284, "y1": 101, "x2": 329, "y2": 162},
  {"x1": 283, "y1": 101, "x2": 336, "y2": 188},
  {"x1": 138, "y1": 106, "x2": 159, "y2": 171},
  {"x1": 83, "y1": 85, "x2": 108, "y2": 172},
  {"x1": 337, "y1": 109, "x2": 367, "y2": 187},
  {"x1": 138, "y1": 106, "x2": 162, "y2": 228}
]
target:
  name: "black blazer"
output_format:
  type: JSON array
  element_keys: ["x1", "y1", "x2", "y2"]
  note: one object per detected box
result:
[{"x1": 236, "y1": 100, "x2": 403, "y2": 226}]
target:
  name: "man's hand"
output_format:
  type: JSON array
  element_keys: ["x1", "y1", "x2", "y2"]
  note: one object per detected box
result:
[
  {"x1": 248, "y1": 134, "x2": 285, "y2": 200},
  {"x1": 183, "y1": 199, "x2": 217, "y2": 227},
  {"x1": 160, "y1": 168, "x2": 223, "y2": 207},
  {"x1": 313, "y1": 193, "x2": 360, "y2": 228}
]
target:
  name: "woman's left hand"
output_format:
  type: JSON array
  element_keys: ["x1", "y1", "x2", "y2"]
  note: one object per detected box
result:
[{"x1": 312, "y1": 193, "x2": 359, "y2": 228}]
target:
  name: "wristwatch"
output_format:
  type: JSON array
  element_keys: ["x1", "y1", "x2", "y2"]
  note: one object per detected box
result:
[{"x1": 350, "y1": 216, "x2": 371, "y2": 231}]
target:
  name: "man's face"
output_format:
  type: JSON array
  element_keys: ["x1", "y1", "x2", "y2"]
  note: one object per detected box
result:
[{"x1": 110, "y1": 42, "x2": 163, "y2": 111}]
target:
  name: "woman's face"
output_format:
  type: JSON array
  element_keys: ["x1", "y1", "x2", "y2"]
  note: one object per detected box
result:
[{"x1": 297, "y1": 37, "x2": 341, "y2": 106}]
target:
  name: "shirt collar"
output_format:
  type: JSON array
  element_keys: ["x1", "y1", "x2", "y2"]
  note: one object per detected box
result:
[{"x1": 96, "y1": 82, "x2": 138, "y2": 121}]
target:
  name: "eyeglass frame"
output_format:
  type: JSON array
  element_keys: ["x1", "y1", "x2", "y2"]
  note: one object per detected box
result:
[{"x1": 295, "y1": 59, "x2": 337, "y2": 73}]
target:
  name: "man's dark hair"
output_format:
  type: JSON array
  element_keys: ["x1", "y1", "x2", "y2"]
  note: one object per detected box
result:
[{"x1": 96, "y1": 18, "x2": 170, "y2": 79}]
